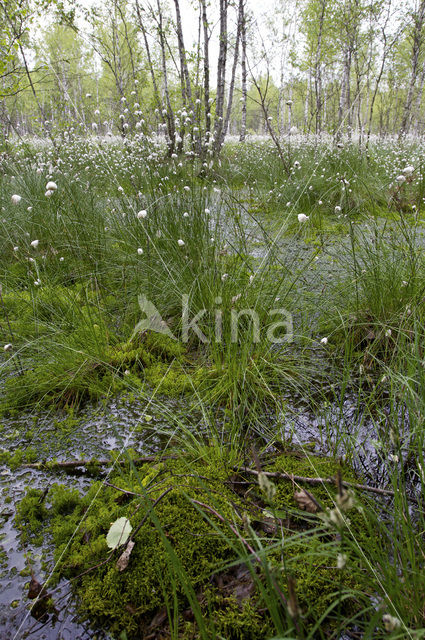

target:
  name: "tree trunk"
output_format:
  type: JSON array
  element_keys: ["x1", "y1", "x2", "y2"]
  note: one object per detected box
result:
[
  {"x1": 156, "y1": 0, "x2": 175, "y2": 155},
  {"x1": 337, "y1": 47, "x2": 351, "y2": 139},
  {"x1": 214, "y1": 0, "x2": 228, "y2": 155},
  {"x1": 413, "y1": 56, "x2": 425, "y2": 132},
  {"x1": 219, "y1": 0, "x2": 243, "y2": 150},
  {"x1": 400, "y1": 0, "x2": 425, "y2": 136},
  {"x1": 199, "y1": 0, "x2": 211, "y2": 151},
  {"x1": 239, "y1": 0, "x2": 247, "y2": 142},
  {"x1": 173, "y1": 0, "x2": 193, "y2": 109},
  {"x1": 314, "y1": 0, "x2": 326, "y2": 134},
  {"x1": 135, "y1": 0, "x2": 162, "y2": 113}
]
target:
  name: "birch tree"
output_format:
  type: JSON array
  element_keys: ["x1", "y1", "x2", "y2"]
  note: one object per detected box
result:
[
  {"x1": 213, "y1": 0, "x2": 228, "y2": 154},
  {"x1": 399, "y1": 0, "x2": 425, "y2": 136}
]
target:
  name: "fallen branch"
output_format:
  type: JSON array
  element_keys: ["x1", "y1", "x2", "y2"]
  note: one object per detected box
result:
[
  {"x1": 19, "y1": 457, "x2": 417, "y2": 502},
  {"x1": 237, "y1": 466, "x2": 416, "y2": 502},
  {"x1": 22, "y1": 455, "x2": 177, "y2": 471}
]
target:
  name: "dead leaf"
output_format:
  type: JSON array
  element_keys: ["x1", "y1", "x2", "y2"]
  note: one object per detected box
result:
[
  {"x1": 294, "y1": 489, "x2": 320, "y2": 513},
  {"x1": 28, "y1": 574, "x2": 57, "y2": 621},
  {"x1": 28, "y1": 573, "x2": 43, "y2": 599},
  {"x1": 116, "y1": 539, "x2": 135, "y2": 572},
  {"x1": 287, "y1": 575, "x2": 301, "y2": 619},
  {"x1": 232, "y1": 574, "x2": 255, "y2": 605},
  {"x1": 147, "y1": 606, "x2": 168, "y2": 631},
  {"x1": 125, "y1": 603, "x2": 138, "y2": 615},
  {"x1": 210, "y1": 564, "x2": 255, "y2": 608}
]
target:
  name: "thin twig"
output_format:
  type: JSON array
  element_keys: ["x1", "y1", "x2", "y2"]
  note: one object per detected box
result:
[
  {"x1": 237, "y1": 466, "x2": 417, "y2": 502},
  {"x1": 130, "y1": 487, "x2": 173, "y2": 541}
]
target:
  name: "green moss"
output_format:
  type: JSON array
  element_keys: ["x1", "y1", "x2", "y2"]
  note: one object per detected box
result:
[
  {"x1": 0, "y1": 328, "x2": 192, "y2": 412},
  {"x1": 144, "y1": 361, "x2": 208, "y2": 395},
  {"x1": 0, "y1": 447, "x2": 38, "y2": 470},
  {"x1": 15, "y1": 452, "x2": 368, "y2": 639},
  {"x1": 105, "y1": 332, "x2": 204, "y2": 396},
  {"x1": 268, "y1": 454, "x2": 358, "y2": 506},
  {"x1": 15, "y1": 488, "x2": 49, "y2": 545}
]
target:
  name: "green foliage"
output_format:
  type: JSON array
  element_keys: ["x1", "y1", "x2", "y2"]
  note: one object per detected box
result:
[
  {"x1": 15, "y1": 488, "x2": 48, "y2": 545},
  {"x1": 15, "y1": 453, "x2": 366, "y2": 639}
]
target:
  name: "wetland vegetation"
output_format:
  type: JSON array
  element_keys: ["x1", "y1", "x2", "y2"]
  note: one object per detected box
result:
[{"x1": 1, "y1": 0, "x2": 425, "y2": 638}]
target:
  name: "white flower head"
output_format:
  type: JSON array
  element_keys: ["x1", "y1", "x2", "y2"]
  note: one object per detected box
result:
[
  {"x1": 335, "y1": 205, "x2": 342, "y2": 213},
  {"x1": 11, "y1": 194, "x2": 22, "y2": 204},
  {"x1": 177, "y1": 239, "x2": 185, "y2": 247},
  {"x1": 137, "y1": 248, "x2": 144, "y2": 255},
  {"x1": 402, "y1": 165, "x2": 414, "y2": 176},
  {"x1": 45, "y1": 181, "x2": 57, "y2": 191},
  {"x1": 337, "y1": 553, "x2": 347, "y2": 569},
  {"x1": 3, "y1": 343, "x2": 13, "y2": 352},
  {"x1": 298, "y1": 213, "x2": 309, "y2": 223},
  {"x1": 396, "y1": 174, "x2": 406, "y2": 183},
  {"x1": 382, "y1": 614, "x2": 401, "y2": 632},
  {"x1": 320, "y1": 337, "x2": 328, "y2": 345},
  {"x1": 30, "y1": 239, "x2": 39, "y2": 248},
  {"x1": 45, "y1": 190, "x2": 54, "y2": 198},
  {"x1": 137, "y1": 210, "x2": 147, "y2": 219}
]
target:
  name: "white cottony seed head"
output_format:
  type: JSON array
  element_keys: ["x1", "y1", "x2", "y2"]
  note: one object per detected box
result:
[
  {"x1": 337, "y1": 553, "x2": 347, "y2": 569},
  {"x1": 382, "y1": 614, "x2": 401, "y2": 632}
]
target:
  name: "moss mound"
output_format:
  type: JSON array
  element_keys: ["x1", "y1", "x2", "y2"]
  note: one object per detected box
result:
[
  {"x1": 16, "y1": 453, "x2": 366, "y2": 639},
  {"x1": 1, "y1": 328, "x2": 197, "y2": 413}
]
